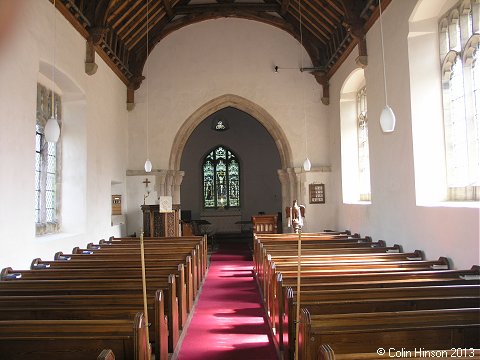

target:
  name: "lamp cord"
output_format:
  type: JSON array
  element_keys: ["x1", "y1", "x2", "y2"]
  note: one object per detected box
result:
[
  {"x1": 299, "y1": 0, "x2": 308, "y2": 159},
  {"x1": 379, "y1": 0, "x2": 388, "y2": 106},
  {"x1": 146, "y1": 0, "x2": 150, "y2": 160},
  {"x1": 52, "y1": 0, "x2": 56, "y2": 120}
]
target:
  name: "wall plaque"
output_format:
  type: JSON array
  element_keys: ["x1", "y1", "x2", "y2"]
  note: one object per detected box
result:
[
  {"x1": 112, "y1": 195, "x2": 122, "y2": 215},
  {"x1": 309, "y1": 183, "x2": 325, "y2": 204}
]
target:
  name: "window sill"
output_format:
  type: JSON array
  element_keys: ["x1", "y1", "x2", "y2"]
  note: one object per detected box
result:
[
  {"x1": 343, "y1": 201, "x2": 371, "y2": 206},
  {"x1": 35, "y1": 232, "x2": 81, "y2": 241},
  {"x1": 417, "y1": 201, "x2": 480, "y2": 209}
]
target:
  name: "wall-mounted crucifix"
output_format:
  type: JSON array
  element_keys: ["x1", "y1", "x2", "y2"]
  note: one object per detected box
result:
[{"x1": 143, "y1": 178, "x2": 151, "y2": 204}]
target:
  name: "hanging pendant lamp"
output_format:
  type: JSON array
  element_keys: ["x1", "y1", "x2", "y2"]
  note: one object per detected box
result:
[
  {"x1": 45, "y1": 0, "x2": 60, "y2": 143},
  {"x1": 144, "y1": 0, "x2": 152, "y2": 173},
  {"x1": 378, "y1": 0, "x2": 396, "y2": 133}
]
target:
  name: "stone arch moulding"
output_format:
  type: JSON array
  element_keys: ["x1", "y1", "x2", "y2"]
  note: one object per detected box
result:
[{"x1": 169, "y1": 94, "x2": 294, "y2": 171}]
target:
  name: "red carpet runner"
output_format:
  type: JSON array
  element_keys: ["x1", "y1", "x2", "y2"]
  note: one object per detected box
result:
[{"x1": 176, "y1": 239, "x2": 278, "y2": 360}]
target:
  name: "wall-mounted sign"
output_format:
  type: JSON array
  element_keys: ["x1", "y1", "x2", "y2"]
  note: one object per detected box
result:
[{"x1": 309, "y1": 184, "x2": 325, "y2": 204}]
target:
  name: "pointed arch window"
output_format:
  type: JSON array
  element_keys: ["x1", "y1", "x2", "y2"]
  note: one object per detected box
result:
[
  {"x1": 203, "y1": 146, "x2": 240, "y2": 208},
  {"x1": 35, "y1": 83, "x2": 62, "y2": 235},
  {"x1": 440, "y1": 1, "x2": 480, "y2": 200}
]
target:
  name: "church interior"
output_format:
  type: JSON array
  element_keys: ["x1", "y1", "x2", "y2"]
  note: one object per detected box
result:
[{"x1": 0, "y1": 0, "x2": 479, "y2": 359}]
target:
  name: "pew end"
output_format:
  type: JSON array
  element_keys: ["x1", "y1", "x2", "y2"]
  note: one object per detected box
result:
[
  {"x1": 407, "y1": 249, "x2": 424, "y2": 260},
  {"x1": 0, "y1": 267, "x2": 22, "y2": 281},
  {"x1": 30, "y1": 258, "x2": 50, "y2": 269},
  {"x1": 432, "y1": 256, "x2": 450, "y2": 269},
  {"x1": 54, "y1": 251, "x2": 71, "y2": 261}
]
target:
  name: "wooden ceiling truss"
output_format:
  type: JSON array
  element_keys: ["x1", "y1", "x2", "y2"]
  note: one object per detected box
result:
[{"x1": 52, "y1": 0, "x2": 391, "y2": 108}]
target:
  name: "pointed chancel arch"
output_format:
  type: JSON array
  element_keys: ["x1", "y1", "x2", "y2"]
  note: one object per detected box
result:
[{"x1": 169, "y1": 94, "x2": 293, "y2": 171}]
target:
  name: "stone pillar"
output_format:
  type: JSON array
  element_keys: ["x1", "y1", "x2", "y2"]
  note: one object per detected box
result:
[
  {"x1": 277, "y1": 169, "x2": 290, "y2": 233},
  {"x1": 172, "y1": 170, "x2": 185, "y2": 205},
  {"x1": 155, "y1": 171, "x2": 167, "y2": 197},
  {"x1": 165, "y1": 171, "x2": 174, "y2": 197},
  {"x1": 287, "y1": 167, "x2": 300, "y2": 202}
]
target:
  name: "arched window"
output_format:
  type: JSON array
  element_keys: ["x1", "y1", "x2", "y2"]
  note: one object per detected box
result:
[
  {"x1": 35, "y1": 83, "x2": 62, "y2": 235},
  {"x1": 357, "y1": 86, "x2": 371, "y2": 201},
  {"x1": 202, "y1": 145, "x2": 240, "y2": 208},
  {"x1": 340, "y1": 68, "x2": 370, "y2": 203},
  {"x1": 440, "y1": 1, "x2": 480, "y2": 200}
]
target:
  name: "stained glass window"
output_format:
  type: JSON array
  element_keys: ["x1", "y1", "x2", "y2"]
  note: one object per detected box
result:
[{"x1": 203, "y1": 146, "x2": 240, "y2": 208}]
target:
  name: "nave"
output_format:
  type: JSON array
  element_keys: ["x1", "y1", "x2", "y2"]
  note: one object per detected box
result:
[{"x1": 175, "y1": 235, "x2": 278, "y2": 360}]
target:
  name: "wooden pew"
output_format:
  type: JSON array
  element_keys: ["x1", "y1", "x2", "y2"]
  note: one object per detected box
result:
[
  {"x1": 274, "y1": 266, "x2": 480, "y2": 351},
  {"x1": 255, "y1": 238, "x2": 388, "y2": 297},
  {"x1": 0, "y1": 291, "x2": 168, "y2": 360},
  {"x1": 264, "y1": 257, "x2": 450, "y2": 332},
  {"x1": 260, "y1": 250, "x2": 425, "y2": 303},
  {"x1": 3, "y1": 262, "x2": 189, "y2": 332},
  {"x1": 14, "y1": 259, "x2": 191, "y2": 327},
  {"x1": 0, "y1": 312, "x2": 149, "y2": 360},
  {"x1": 298, "y1": 308, "x2": 480, "y2": 360},
  {"x1": 99, "y1": 236, "x2": 208, "y2": 280},
  {"x1": 31, "y1": 257, "x2": 195, "y2": 318},
  {"x1": 64, "y1": 248, "x2": 199, "y2": 299},
  {"x1": 284, "y1": 284, "x2": 480, "y2": 359},
  {"x1": 0, "y1": 276, "x2": 180, "y2": 353},
  {"x1": 254, "y1": 238, "x2": 386, "y2": 278}
]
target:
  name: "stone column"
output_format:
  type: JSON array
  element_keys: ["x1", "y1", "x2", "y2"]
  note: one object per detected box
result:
[
  {"x1": 155, "y1": 170, "x2": 167, "y2": 197},
  {"x1": 287, "y1": 167, "x2": 300, "y2": 202},
  {"x1": 172, "y1": 170, "x2": 185, "y2": 205},
  {"x1": 277, "y1": 169, "x2": 290, "y2": 233},
  {"x1": 165, "y1": 171, "x2": 174, "y2": 197}
]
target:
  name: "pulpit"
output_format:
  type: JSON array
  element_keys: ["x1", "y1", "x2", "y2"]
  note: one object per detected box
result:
[{"x1": 141, "y1": 204, "x2": 181, "y2": 237}]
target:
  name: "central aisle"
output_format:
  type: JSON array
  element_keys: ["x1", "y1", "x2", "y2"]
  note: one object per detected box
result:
[{"x1": 176, "y1": 237, "x2": 278, "y2": 360}]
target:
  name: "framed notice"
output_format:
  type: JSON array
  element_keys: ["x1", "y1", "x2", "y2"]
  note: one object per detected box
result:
[
  {"x1": 112, "y1": 195, "x2": 122, "y2": 215},
  {"x1": 309, "y1": 184, "x2": 325, "y2": 204}
]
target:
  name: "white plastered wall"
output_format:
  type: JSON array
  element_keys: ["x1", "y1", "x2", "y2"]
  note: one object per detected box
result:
[
  {"x1": 329, "y1": 0, "x2": 479, "y2": 269},
  {"x1": 0, "y1": 0, "x2": 129, "y2": 269},
  {"x1": 128, "y1": 19, "x2": 329, "y2": 171},
  {"x1": 127, "y1": 18, "x2": 331, "y2": 232}
]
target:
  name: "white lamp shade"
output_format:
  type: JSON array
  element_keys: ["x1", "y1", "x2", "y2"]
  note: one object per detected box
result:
[
  {"x1": 380, "y1": 105, "x2": 396, "y2": 133},
  {"x1": 303, "y1": 157, "x2": 312, "y2": 171},
  {"x1": 45, "y1": 116, "x2": 60, "y2": 143},
  {"x1": 144, "y1": 159, "x2": 152, "y2": 173}
]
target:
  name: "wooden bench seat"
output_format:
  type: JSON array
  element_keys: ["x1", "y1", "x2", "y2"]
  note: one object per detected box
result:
[
  {"x1": 259, "y1": 250, "x2": 425, "y2": 298},
  {"x1": 0, "y1": 312, "x2": 149, "y2": 360},
  {"x1": 99, "y1": 236, "x2": 207, "y2": 274},
  {"x1": 283, "y1": 284, "x2": 480, "y2": 359},
  {"x1": 0, "y1": 276, "x2": 180, "y2": 353},
  {"x1": 2, "y1": 264, "x2": 189, "y2": 332},
  {"x1": 0, "y1": 291, "x2": 168, "y2": 360},
  {"x1": 254, "y1": 243, "x2": 400, "y2": 281},
  {"x1": 299, "y1": 308, "x2": 480, "y2": 360},
  {"x1": 54, "y1": 248, "x2": 202, "y2": 295},
  {"x1": 273, "y1": 267, "x2": 480, "y2": 348},
  {"x1": 262, "y1": 257, "x2": 450, "y2": 330}
]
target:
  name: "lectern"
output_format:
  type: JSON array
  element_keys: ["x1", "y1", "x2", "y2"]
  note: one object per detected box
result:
[{"x1": 141, "y1": 204, "x2": 181, "y2": 237}]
